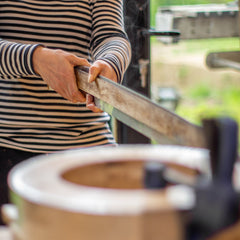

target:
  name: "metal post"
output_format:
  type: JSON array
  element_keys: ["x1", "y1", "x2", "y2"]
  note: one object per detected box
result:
[{"x1": 117, "y1": 0, "x2": 151, "y2": 144}]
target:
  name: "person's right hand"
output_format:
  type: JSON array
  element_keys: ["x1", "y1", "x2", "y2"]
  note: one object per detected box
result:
[{"x1": 33, "y1": 46, "x2": 91, "y2": 103}]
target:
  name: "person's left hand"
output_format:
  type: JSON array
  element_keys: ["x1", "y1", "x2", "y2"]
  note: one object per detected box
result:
[{"x1": 86, "y1": 60, "x2": 118, "y2": 113}]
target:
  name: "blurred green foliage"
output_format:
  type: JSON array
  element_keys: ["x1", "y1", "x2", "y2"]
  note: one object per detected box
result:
[
  {"x1": 176, "y1": 83, "x2": 240, "y2": 149},
  {"x1": 176, "y1": 85, "x2": 240, "y2": 130}
]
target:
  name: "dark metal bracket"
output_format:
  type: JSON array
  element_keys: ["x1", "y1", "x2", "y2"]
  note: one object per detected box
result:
[
  {"x1": 206, "y1": 51, "x2": 240, "y2": 72},
  {"x1": 141, "y1": 28, "x2": 181, "y2": 37}
]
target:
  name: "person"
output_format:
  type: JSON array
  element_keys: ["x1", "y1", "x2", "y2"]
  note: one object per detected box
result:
[{"x1": 0, "y1": 0, "x2": 131, "y2": 225}]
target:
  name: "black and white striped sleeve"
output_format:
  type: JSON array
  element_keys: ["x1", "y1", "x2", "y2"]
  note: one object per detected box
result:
[
  {"x1": 90, "y1": 0, "x2": 131, "y2": 83},
  {"x1": 0, "y1": 39, "x2": 40, "y2": 79}
]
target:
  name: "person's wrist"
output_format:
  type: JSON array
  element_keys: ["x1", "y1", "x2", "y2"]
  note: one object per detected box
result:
[
  {"x1": 32, "y1": 45, "x2": 45, "y2": 75},
  {"x1": 96, "y1": 59, "x2": 118, "y2": 83}
]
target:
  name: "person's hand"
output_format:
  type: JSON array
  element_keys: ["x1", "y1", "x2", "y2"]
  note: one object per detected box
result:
[
  {"x1": 33, "y1": 46, "x2": 91, "y2": 103},
  {"x1": 86, "y1": 60, "x2": 118, "y2": 113}
]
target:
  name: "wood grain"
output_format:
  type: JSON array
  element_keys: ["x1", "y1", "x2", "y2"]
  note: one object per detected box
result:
[{"x1": 75, "y1": 66, "x2": 206, "y2": 148}]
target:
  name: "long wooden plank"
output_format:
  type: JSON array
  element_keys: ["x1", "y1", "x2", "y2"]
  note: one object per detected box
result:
[{"x1": 75, "y1": 66, "x2": 206, "y2": 148}]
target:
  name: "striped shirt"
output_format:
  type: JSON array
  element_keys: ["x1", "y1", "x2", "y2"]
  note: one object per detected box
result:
[{"x1": 0, "y1": 0, "x2": 131, "y2": 153}]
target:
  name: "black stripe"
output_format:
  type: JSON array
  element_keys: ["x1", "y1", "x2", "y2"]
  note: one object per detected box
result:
[
  {"x1": 0, "y1": 115, "x2": 108, "y2": 123},
  {"x1": 1, "y1": 30, "x2": 91, "y2": 44},
  {"x1": 0, "y1": 104, "x2": 94, "y2": 114},
  {"x1": 0, "y1": 35, "x2": 90, "y2": 55},
  {"x1": 0, "y1": 16, "x2": 91, "y2": 26},
  {"x1": 0, "y1": 139, "x2": 114, "y2": 152},
  {"x1": 1, "y1": 23, "x2": 91, "y2": 37},
  {"x1": 1, "y1": 1, "x2": 90, "y2": 9}
]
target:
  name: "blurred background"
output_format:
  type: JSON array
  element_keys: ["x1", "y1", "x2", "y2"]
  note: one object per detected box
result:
[{"x1": 149, "y1": 0, "x2": 240, "y2": 144}]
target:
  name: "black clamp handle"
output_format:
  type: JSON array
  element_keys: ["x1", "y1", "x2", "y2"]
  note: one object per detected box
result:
[{"x1": 187, "y1": 117, "x2": 239, "y2": 240}]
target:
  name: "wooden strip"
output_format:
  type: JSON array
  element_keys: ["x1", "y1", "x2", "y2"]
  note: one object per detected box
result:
[
  {"x1": 75, "y1": 66, "x2": 206, "y2": 148},
  {"x1": 95, "y1": 99, "x2": 177, "y2": 145}
]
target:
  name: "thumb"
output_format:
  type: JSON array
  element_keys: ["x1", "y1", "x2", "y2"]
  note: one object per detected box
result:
[
  {"x1": 88, "y1": 65, "x2": 101, "y2": 83},
  {"x1": 70, "y1": 55, "x2": 91, "y2": 67}
]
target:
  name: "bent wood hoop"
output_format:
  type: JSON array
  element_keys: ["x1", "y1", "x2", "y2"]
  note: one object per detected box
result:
[{"x1": 6, "y1": 145, "x2": 209, "y2": 240}]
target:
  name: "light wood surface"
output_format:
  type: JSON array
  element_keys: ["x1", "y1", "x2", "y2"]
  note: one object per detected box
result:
[
  {"x1": 0, "y1": 227, "x2": 12, "y2": 240},
  {"x1": 7, "y1": 145, "x2": 208, "y2": 240},
  {"x1": 75, "y1": 66, "x2": 206, "y2": 148}
]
